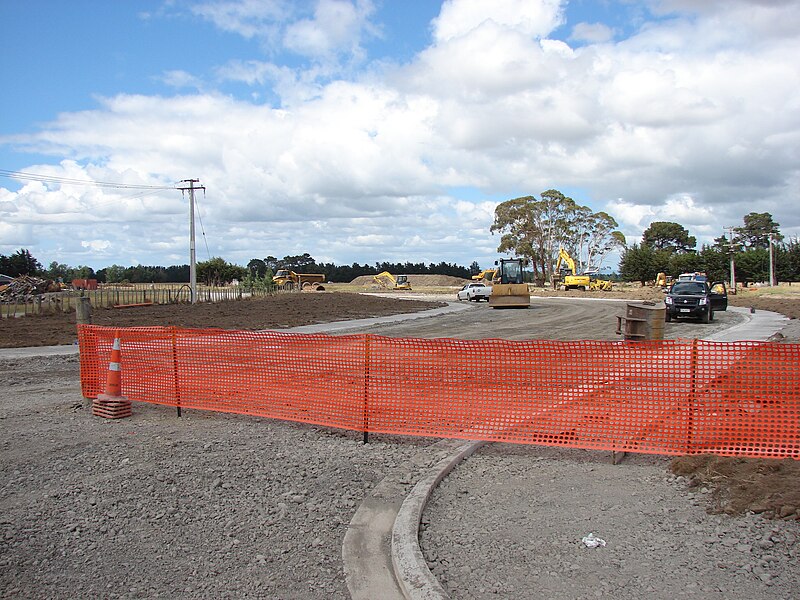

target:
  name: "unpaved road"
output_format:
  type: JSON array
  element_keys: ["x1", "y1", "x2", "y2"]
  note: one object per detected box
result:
[
  {"x1": 337, "y1": 295, "x2": 742, "y2": 341},
  {"x1": 1, "y1": 293, "x2": 798, "y2": 599}
]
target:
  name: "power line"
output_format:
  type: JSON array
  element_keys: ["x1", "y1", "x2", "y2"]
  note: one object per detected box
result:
[{"x1": 0, "y1": 168, "x2": 178, "y2": 190}]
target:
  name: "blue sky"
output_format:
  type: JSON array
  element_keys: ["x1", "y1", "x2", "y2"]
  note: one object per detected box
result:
[{"x1": 2, "y1": 0, "x2": 799, "y2": 273}]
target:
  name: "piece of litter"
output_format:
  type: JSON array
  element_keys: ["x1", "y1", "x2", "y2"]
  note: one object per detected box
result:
[{"x1": 581, "y1": 533, "x2": 606, "y2": 548}]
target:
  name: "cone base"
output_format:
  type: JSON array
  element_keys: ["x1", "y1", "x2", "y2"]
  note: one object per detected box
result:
[{"x1": 93, "y1": 395, "x2": 132, "y2": 419}]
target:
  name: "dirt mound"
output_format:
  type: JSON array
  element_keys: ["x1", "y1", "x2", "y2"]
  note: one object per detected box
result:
[
  {"x1": 729, "y1": 294, "x2": 800, "y2": 319},
  {"x1": 671, "y1": 455, "x2": 800, "y2": 518},
  {"x1": 350, "y1": 274, "x2": 469, "y2": 287}
]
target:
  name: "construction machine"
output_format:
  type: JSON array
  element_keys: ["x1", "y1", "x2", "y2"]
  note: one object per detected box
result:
[
  {"x1": 471, "y1": 268, "x2": 498, "y2": 282},
  {"x1": 373, "y1": 271, "x2": 412, "y2": 291},
  {"x1": 273, "y1": 270, "x2": 326, "y2": 291},
  {"x1": 555, "y1": 248, "x2": 612, "y2": 291},
  {"x1": 584, "y1": 270, "x2": 614, "y2": 291},
  {"x1": 489, "y1": 258, "x2": 530, "y2": 308},
  {"x1": 555, "y1": 248, "x2": 590, "y2": 290}
]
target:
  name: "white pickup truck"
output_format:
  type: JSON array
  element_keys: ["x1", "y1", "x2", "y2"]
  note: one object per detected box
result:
[{"x1": 457, "y1": 282, "x2": 492, "y2": 302}]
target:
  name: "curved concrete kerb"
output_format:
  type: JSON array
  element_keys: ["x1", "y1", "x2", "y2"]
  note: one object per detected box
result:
[
  {"x1": 391, "y1": 440, "x2": 486, "y2": 600},
  {"x1": 342, "y1": 438, "x2": 485, "y2": 600}
]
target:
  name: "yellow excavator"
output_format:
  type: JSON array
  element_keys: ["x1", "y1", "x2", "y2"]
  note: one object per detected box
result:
[
  {"x1": 489, "y1": 258, "x2": 530, "y2": 308},
  {"x1": 373, "y1": 271, "x2": 412, "y2": 291},
  {"x1": 555, "y1": 248, "x2": 590, "y2": 290},
  {"x1": 555, "y1": 248, "x2": 613, "y2": 291},
  {"x1": 471, "y1": 268, "x2": 498, "y2": 282}
]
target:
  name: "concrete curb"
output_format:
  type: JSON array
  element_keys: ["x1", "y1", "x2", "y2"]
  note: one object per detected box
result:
[
  {"x1": 342, "y1": 438, "x2": 485, "y2": 600},
  {"x1": 391, "y1": 439, "x2": 486, "y2": 600},
  {"x1": 704, "y1": 306, "x2": 789, "y2": 342}
]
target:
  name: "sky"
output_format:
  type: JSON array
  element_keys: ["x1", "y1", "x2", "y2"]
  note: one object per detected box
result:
[{"x1": 1, "y1": 0, "x2": 799, "y2": 273}]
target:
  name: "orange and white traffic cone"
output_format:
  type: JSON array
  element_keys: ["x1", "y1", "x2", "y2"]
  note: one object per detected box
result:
[{"x1": 93, "y1": 332, "x2": 132, "y2": 419}]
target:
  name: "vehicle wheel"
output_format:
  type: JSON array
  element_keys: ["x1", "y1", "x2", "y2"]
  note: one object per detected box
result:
[
  {"x1": 665, "y1": 312, "x2": 672, "y2": 322},
  {"x1": 281, "y1": 282, "x2": 294, "y2": 291},
  {"x1": 701, "y1": 307, "x2": 711, "y2": 324}
]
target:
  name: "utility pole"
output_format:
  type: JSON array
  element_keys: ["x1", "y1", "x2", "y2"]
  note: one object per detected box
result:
[
  {"x1": 769, "y1": 233, "x2": 775, "y2": 286},
  {"x1": 724, "y1": 226, "x2": 737, "y2": 294},
  {"x1": 178, "y1": 179, "x2": 205, "y2": 304}
]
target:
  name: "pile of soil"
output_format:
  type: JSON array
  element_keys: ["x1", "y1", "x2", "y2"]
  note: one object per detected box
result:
[
  {"x1": 349, "y1": 274, "x2": 470, "y2": 287},
  {"x1": 671, "y1": 455, "x2": 800, "y2": 519},
  {"x1": 729, "y1": 293, "x2": 800, "y2": 319}
]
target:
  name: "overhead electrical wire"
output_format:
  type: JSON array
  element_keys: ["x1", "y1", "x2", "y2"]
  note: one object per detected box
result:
[
  {"x1": 193, "y1": 187, "x2": 212, "y2": 260},
  {"x1": 0, "y1": 168, "x2": 179, "y2": 190},
  {"x1": 3, "y1": 167, "x2": 215, "y2": 261}
]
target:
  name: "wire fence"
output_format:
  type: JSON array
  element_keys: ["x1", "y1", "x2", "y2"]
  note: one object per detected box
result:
[
  {"x1": 78, "y1": 325, "x2": 800, "y2": 459},
  {"x1": 0, "y1": 285, "x2": 279, "y2": 318}
]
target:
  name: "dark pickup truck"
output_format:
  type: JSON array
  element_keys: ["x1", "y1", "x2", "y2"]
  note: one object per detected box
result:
[{"x1": 665, "y1": 280, "x2": 728, "y2": 323}]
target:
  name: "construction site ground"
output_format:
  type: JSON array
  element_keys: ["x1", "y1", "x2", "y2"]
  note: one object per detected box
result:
[{"x1": 1, "y1": 284, "x2": 798, "y2": 598}]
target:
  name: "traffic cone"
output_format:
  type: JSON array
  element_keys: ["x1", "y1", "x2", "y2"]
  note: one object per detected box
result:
[{"x1": 93, "y1": 332, "x2": 132, "y2": 419}]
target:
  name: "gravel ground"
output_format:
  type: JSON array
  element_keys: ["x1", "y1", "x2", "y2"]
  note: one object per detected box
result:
[
  {"x1": 0, "y1": 354, "x2": 431, "y2": 599},
  {"x1": 421, "y1": 445, "x2": 799, "y2": 600},
  {"x1": 2, "y1": 296, "x2": 798, "y2": 600}
]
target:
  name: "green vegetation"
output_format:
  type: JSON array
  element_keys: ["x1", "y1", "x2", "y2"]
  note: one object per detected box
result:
[
  {"x1": 490, "y1": 189, "x2": 626, "y2": 283},
  {"x1": 619, "y1": 212, "x2": 799, "y2": 285}
]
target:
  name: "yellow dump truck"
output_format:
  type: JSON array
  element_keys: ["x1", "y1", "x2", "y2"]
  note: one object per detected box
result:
[{"x1": 273, "y1": 270, "x2": 326, "y2": 291}]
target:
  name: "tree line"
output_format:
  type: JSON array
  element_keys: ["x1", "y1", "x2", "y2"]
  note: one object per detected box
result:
[
  {"x1": 619, "y1": 213, "x2": 800, "y2": 285},
  {"x1": 0, "y1": 250, "x2": 479, "y2": 286}
]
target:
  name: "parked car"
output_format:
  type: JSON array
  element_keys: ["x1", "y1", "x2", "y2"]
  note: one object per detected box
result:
[
  {"x1": 665, "y1": 280, "x2": 727, "y2": 323},
  {"x1": 457, "y1": 282, "x2": 492, "y2": 302}
]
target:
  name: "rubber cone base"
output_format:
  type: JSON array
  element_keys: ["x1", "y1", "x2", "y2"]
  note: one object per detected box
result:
[{"x1": 93, "y1": 394, "x2": 132, "y2": 419}]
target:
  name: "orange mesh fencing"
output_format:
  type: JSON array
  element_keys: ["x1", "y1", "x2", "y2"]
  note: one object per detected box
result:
[{"x1": 77, "y1": 325, "x2": 800, "y2": 459}]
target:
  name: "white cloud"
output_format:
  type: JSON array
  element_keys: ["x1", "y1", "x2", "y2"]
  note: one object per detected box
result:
[
  {"x1": 191, "y1": 0, "x2": 287, "y2": 40},
  {"x1": 570, "y1": 22, "x2": 614, "y2": 43},
  {"x1": 432, "y1": 0, "x2": 564, "y2": 42},
  {"x1": 2, "y1": 0, "x2": 800, "y2": 270},
  {"x1": 160, "y1": 70, "x2": 204, "y2": 90},
  {"x1": 81, "y1": 239, "x2": 112, "y2": 252},
  {"x1": 283, "y1": 0, "x2": 379, "y2": 62}
]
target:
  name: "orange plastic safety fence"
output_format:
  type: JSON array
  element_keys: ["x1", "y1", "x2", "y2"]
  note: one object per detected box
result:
[{"x1": 77, "y1": 325, "x2": 800, "y2": 459}]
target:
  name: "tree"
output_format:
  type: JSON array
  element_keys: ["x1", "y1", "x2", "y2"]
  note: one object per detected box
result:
[
  {"x1": 697, "y1": 245, "x2": 729, "y2": 283},
  {"x1": 468, "y1": 261, "x2": 481, "y2": 276},
  {"x1": 197, "y1": 257, "x2": 247, "y2": 286},
  {"x1": 667, "y1": 252, "x2": 703, "y2": 277},
  {"x1": 734, "y1": 212, "x2": 782, "y2": 250},
  {"x1": 573, "y1": 209, "x2": 626, "y2": 272},
  {"x1": 491, "y1": 189, "x2": 624, "y2": 282},
  {"x1": 281, "y1": 253, "x2": 318, "y2": 271},
  {"x1": 247, "y1": 259, "x2": 267, "y2": 278},
  {"x1": 619, "y1": 243, "x2": 658, "y2": 285},
  {"x1": 263, "y1": 256, "x2": 281, "y2": 271},
  {"x1": 735, "y1": 248, "x2": 769, "y2": 285},
  {"x1": 0, "y1": 249, "x2": 42, "y2": 277},
  {"x1": 104, "y1": 265, "x2": 127, "y2": 283},
  {"x1": 641, "y1": 222, "x2": 696, "y2": 253}
]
